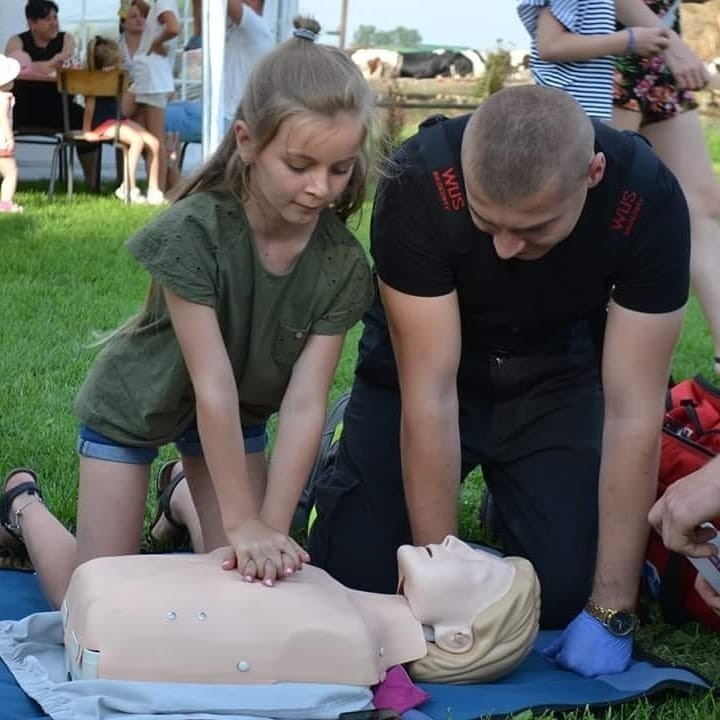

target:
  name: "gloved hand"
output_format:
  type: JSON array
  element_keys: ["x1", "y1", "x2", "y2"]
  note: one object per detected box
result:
[{"x1": 543, "y1": 610, "x2": 633, "y2": 677}]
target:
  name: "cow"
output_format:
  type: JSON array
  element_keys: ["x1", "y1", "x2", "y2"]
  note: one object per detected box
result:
[
  {"x1": 458, "y1": 49, "x2": 486, "y2": 78},
  {"x1": 350, "y1": 48, "x2": 402, "y2": 79},
  {"x1": 398, "y1": 49, "x2": 474, "y2": 79}
]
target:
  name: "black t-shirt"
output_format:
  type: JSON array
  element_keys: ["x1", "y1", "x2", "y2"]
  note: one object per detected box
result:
[{"x1": 370, "y1": 115, "x2": 690, "y2": 357}]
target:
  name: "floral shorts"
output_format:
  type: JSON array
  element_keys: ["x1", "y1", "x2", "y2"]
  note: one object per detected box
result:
[{"x1": 613, "y1": 53, "x2": 697, "y2": 125}]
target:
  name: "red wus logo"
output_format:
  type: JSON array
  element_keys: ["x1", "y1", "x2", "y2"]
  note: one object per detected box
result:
[
  {"x1": 432, "y1": 166, "x2": 466, "y2": 211},
  {"x1": 611, "y1": 190, "x2": 644, "y2": 236}
]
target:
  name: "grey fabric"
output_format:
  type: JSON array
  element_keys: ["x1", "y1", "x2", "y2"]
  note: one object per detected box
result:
[{"x1": 0, "y1": 612, "x2": 373, "y2": 720}]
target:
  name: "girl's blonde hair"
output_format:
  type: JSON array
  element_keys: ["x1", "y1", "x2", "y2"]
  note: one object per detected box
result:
[
  {"x1": 97, "y1": 18, "x2": 376, "y2": 345},
  {"x1": 86, "y1": 36, "x2": 121, "y2": 71},
  {"x1": 175, "y1": 16, "x2": 377, "y2": 223}
]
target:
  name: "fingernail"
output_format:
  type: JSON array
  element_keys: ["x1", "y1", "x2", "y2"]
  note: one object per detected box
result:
[
  {"x1": 264, "y1": 578, "x2": 273, "y2": 587},
  {"x1": 244, "y1": 575, "x2": 254, "y2": 583},
  {"x1": 285, "y1": 567, "x2": 293, "y2": 575}
]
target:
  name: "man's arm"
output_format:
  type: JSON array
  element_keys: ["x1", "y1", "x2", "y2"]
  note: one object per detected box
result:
[
  {"x1": 591, "y1": 301, "x2": 684, "y2": 610},
  {"x1": 379, "y1": 280, "x2": 462, "y2": 545},
  {"x1": 614, "y1": 0, "x2": 709, "y2": 89}
]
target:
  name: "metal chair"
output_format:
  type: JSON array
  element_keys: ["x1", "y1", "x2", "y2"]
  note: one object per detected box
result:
[
  {"x1": 56, "y1": 68, "x2": 130, "y2": 200},
  {"x1": 13, "y1": 127, "x2": 68, "y2": 197}
]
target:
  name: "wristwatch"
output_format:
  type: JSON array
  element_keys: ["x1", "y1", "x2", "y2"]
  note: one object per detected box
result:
[{"x1": 585, "y1": 599, "x2": 638, "y2": 637}]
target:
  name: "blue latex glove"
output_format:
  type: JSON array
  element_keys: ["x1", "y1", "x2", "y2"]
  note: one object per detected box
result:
[{"x1": 543, "y1": 610, "x2": 633, "y2": 677}]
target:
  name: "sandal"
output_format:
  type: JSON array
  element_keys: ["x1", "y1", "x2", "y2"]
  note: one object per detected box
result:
[
  {"x1": 0, "y1": 468, "x2": 44, "y2": 570},
  {"x1": 149, "y1": 461, "x2": 189, "y2": 547}
]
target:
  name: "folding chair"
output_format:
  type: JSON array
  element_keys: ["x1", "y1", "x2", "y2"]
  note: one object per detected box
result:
[{"x1": 56, "y1": 68, "x2": 130, "y2": 201}]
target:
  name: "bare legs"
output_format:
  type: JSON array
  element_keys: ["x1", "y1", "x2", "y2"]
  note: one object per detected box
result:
[
  {"x1": 153, "y1": 453, "x2": 267, "y2": 553},
  {"x1": 135, "y1": 105, "x2": 168, "y2": 192},
  {"x1": 0, "y1": 157, "x2": 18, "y2": 204},
  {"x1": 613, "y1": 108, "x2": 720, "y2": 374},
  {"x1": 1, "y1": 451, "x2": 267, "y2": 609},
  {"x1": 1, "y1": 461, "x2": 149, "y2": 610}
]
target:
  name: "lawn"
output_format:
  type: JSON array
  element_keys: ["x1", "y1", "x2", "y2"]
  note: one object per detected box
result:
[{"x1": 2, "y1": 143, "x2": 720, "y2": 718}]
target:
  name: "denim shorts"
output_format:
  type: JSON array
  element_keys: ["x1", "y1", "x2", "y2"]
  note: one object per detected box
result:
[{"x1": 77, "y1": 421, "x2": 268, "y2": 465}]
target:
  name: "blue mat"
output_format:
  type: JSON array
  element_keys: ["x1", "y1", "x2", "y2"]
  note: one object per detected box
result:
[
  {"x1": 414, "y1": 633, "x2": 711, "y2": 719},
  {"x1": 0, "y1": 570, "x2": 711, "y2": 720}
]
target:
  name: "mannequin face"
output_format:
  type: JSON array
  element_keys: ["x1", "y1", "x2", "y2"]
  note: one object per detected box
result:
[{"x1": 397, "y1": 536, "x2": 515, "y2": 653}]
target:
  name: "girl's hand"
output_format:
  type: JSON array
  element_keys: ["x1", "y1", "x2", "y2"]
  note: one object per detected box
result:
[
  {"x1": 221, "y1": 518, "x2": 310, "y2": 586},
  {"x1": 664, "y1": 34, "x2": 710, "y2": 90},
  {"x1": 631, "y1": 27, "x2": 670, "y2": 57}
]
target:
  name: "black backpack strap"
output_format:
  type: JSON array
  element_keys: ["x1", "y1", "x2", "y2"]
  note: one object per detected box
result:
[{"x1": 588, "y1": 126, "x2": 661, "y2": 361}]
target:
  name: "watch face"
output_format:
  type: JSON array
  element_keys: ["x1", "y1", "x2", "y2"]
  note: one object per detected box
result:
[{"x1": 608, "y1": 611, "x2": 636, "y2": 636}]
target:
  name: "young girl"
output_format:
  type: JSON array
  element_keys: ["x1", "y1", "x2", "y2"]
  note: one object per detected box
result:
[
  {"x1": 0, "y1": 53, "x2": 22, "y2": 213},
  {"x1": 85, "y1": 36, "x2": 164, "y2": 204},
  {"x1": 122, "y1": 0, "x2": 180, "y2": 193},
  {"x1": 0, "y1": 17, "x2": 376, "y2": 609},
  {"x1": 613, "y1": 0, "x2": 720, "y2": 376},
  {"x1": 517, "y1": 0, "x2": 671, "y2": 120}
]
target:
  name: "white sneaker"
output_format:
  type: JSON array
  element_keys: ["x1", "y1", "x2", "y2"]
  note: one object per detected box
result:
[
  {"x1": 115, "y1": 185, "x2": 146, "y2": 204},
  {"x1": 146, "y1": 189, "x2": 167, "y2": 206}
]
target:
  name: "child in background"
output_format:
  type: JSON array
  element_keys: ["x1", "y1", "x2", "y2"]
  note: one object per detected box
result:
[
  {"x1": 122, "y1": 0, "x2": 180, "y2": 194},
  {"x1": 517, "y1": 0, "x2": 670, "y2": 120},
  {"x1": 0, "y1": 17, "x2": 376, "y2": 610},
  {"x1": 0, "y1": 53, "x2": 22, "y2": 213},
  {"x1": 85, "y1": 36, "x2": 164, "y2": 204}
]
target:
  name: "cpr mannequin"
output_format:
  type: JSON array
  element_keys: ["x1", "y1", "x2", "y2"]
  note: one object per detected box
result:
[{"x1": 61, "y1": 536, "x2": 540, "y2": 685}]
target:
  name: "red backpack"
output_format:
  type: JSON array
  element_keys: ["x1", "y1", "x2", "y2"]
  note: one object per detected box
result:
[{"x1": 644, "y1": 376, "x2": 720, "y2": 629}]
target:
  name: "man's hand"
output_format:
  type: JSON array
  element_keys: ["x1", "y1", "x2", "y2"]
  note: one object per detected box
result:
[
  {"x1": 648, "y1": 460, "x2": 720, "y2": 558},
  {"x1": 543, "y1": 611, "x2": 632, "y2": 677},
  {"x1": 695, "y1": 575, "x2": 720, "y2": 615}
]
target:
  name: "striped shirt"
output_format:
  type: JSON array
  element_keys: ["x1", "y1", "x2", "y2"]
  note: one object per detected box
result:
[{"x1": 518, "y1": 0, "x2": 616, "y2": 119}]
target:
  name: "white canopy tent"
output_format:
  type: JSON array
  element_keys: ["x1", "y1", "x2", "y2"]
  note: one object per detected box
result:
[
  {"x1": 0, "y1": 0, "x2": 299, "y2": 161},
  {"x1": 202, "y1": 0, "x2": 298, "y2": 158}
]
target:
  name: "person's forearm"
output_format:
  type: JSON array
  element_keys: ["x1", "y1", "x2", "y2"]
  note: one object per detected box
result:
[
  {"x1": 538, "y1": 30, "x2": 632, "y2": 62},
  {"x1": 261, "y1": 395, "x2": 327, "y2": 533},
  {"x1": 591, "y1": 417, "x2": 660, "y2": 608},
  {"x1": 31, "y1": 60, "x2": 55, "y2": 75},
  {"x1": 614, "y1": 0, "x2": 662, "y2": 27},
  {"x1": 614, "y1": 0, "x2": 682, "y2": 45},
  {"x1": 401, "y1": 394, "x2": 461, "y2": 545},
  {"x1": 158, "y1": 11, "x2": 180, "y2": 41},
  {"x1": 196, "y1": 392, "x2": 259, "y2": 532}
]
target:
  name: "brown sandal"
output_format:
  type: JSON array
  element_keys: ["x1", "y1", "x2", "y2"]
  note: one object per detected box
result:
[
  {"x1": 149, "y1": 461, "x2": 189, "y2": 548},
  {"x1": 0, "y1": 468, "x2": 44, "y2": 571}
]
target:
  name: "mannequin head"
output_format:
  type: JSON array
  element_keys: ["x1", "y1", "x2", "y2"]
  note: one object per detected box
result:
[{"x1": 399, "y1": 536, "x2": 541, "y2": 683}]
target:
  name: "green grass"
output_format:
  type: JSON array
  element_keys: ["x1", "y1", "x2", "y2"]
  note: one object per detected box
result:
[{"x1": 2, "y1": 160, "x2": 720, "y2": 718}]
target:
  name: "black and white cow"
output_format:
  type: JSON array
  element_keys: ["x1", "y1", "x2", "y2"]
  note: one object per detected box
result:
[{"x1": 398, "y1": 49, "x2": 475, "y2": 78}]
